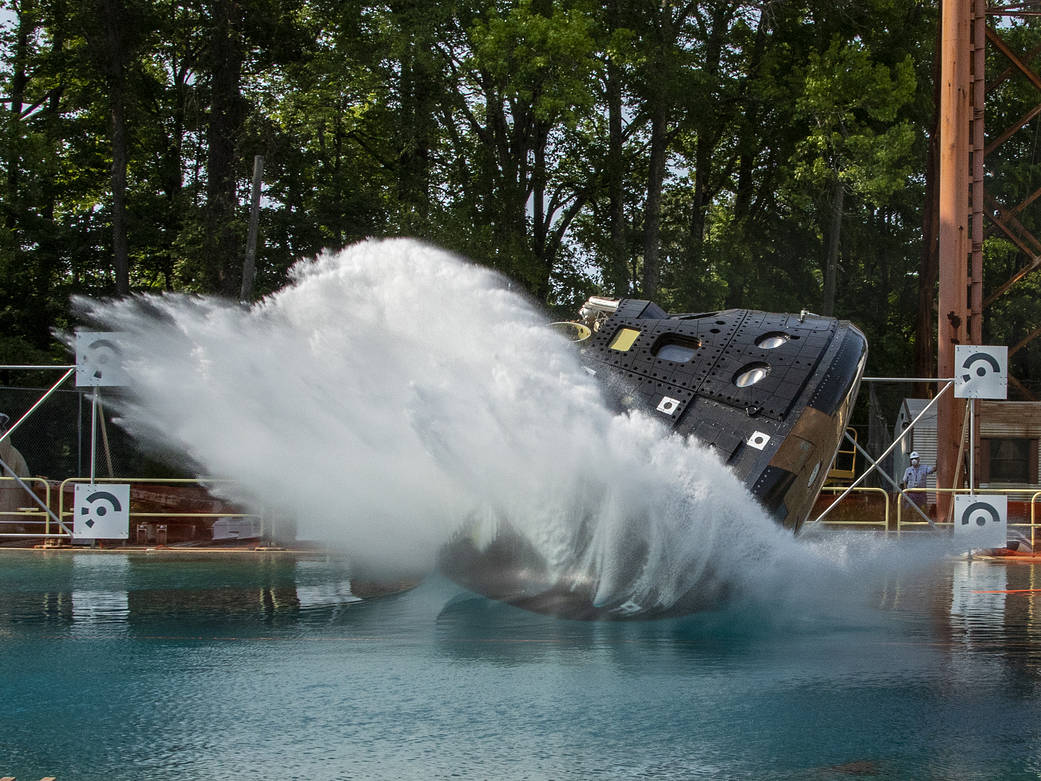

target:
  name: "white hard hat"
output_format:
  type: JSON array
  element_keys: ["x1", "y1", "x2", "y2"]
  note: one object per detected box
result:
[{"x1": 909, "y1": 451, "x2": 919, "y2": 460}]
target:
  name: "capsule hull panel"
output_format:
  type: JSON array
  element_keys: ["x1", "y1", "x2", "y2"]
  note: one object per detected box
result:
[{"x1": 440, "y1": 302, "x2": 867, "y2": 619}]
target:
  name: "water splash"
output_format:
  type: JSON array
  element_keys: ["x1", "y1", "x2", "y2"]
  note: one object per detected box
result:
[{"x1": 71, "y1": 238, "x2": 914, "y2": 614}]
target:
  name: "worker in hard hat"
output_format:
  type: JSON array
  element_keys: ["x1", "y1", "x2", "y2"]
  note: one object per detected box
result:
[{"x1": 900, "y1": 451, "x2": 936, "y2": 514}]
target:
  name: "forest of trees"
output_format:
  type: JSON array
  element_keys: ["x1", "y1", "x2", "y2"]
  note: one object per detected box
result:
[{"x1": 2, "y1": 0, "x2": 1041, "y2": 408}]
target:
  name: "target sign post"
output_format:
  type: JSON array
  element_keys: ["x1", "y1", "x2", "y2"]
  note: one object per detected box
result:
[
  {"x1": 954, "y1": 346, "x2": 1007, "y2": 399},
  {"x1": 953, "y1": 494, "x2": 1007, "y2": 550},
  {"x1": 75, "y1": 331, "x2": 130, "y2": 387},
  {"x1": 72, "y1": 483, "x2": 130, "y2": 540}
]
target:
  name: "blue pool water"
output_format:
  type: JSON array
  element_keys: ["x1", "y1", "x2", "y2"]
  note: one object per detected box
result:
[{"x1": 2, "y1": 548, "x2": 1041, "y2": 780}]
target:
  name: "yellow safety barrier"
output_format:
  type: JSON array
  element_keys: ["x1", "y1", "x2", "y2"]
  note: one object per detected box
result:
[
  {"x1": 897, "y1": 486, "x2": 1041, "y2": 545},
  {"x1": 0, "y1": 477, "x2": 52, "y2": 537},
  {"x1": 813, "y1": 485, "x2": 890, "y2": 531},
  {"x1": 1029, "y1": 491, "x2": 1041, "y2": 550},
  {"x1": 56, "y1": 477, "x2": 264, "y2": 543},
  {"x1": 826, "y1": 428, "x2": 858, "y2": 484}
]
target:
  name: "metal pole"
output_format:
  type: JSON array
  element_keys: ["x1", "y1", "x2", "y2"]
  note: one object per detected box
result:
[
  {"x1": 95, "y1": 390, "x2": 114, "y2": 477},
  {"x1": 0, "y1": 367, "x2": 76, "y2": 446},
  {"x1": 969, "y1": 397, "x2": 975, "y2": 495},
  {"x1": 863, "y1": 377, "x2": 957, "y2": 383},
  {"x1": 77, "y1": 389, "x2": 83, "y2": 476},
  {"x1": 810, "y1": 381, "x2": 954, "y2": 526},
  {"x1": 839, "y1": 428, "x2": 936, "y2": 527},
  {"x1": 90, "y1": 386, "x2": 98, "y2": 485},
  {"x1": 0, "y1": 458, "x2": 69, "y2": 532}
]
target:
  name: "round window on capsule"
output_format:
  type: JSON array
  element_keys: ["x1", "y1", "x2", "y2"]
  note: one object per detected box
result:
[
  {"x1": 734, "y1": 363, "x2": 770, "y2": 388},
  {"x1": 756, "y1": 332, "x2": 790, "y2": 349}
]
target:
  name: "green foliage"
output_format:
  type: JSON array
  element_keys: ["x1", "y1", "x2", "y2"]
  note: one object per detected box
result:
[
  {"x1": 469, "y1": 0, "x2": 597, "y2": 125},
  {"x1": 5, "y1": 0, "x2": 1039, "y2": 407},
  {"x1": 793, "y1": 37, "x2": 918, "y2": 202}
]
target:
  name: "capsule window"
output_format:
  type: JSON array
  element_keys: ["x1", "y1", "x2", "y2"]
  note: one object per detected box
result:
[
  {"x1": 652, "y1": 335, "x2": 702, "y2": 363},
  {"x1": 756, "y1": 332, "x2": 790, "y2": 349},
  {"x1": 734, "y1": 362, "x2": 770, "y2": 388}
]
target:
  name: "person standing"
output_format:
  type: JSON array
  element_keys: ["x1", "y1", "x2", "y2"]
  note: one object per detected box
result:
[{"x1": 901, "y1": 451, "x2": 936, "y2": 514}]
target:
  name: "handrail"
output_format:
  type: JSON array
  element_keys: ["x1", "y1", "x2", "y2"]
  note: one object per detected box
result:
[
  {"x1": 813, "y1": 485, "x2": 889, "y2": 530},
  {"x1": 811, "y1": 485, "x2": 1041, "y2": 546},
  {"x1": 898, "y1": 487, "x2": 1041, "y2": 543},
  {"x1": 826, "y1": 428, "x2": 858, "y2": 481},
  {"x1": 0, "y1": 477, "x2": 53, "y2": 537},
  {"x1": 1031, "y1": 491, "x2": 1041, "y2": 550},
  {"x1": 811, "y1": 381, "x2": 954, "y2": 527},
  {"x1": 48, "y1": 477, "x2": 265, "y2": 543}
]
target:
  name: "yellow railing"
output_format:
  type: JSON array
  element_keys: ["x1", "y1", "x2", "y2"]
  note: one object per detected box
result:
[
  {"x1": 813, "y1": 485, "x2": 890, "y2": 530},
  {"x1": 54, "y1": 477, "x2": 264, "y2": 543},
  {"x1": 8, "y1": 476, "x2": 1041, "y2": 548},
  {"x1": 1031, "y1": 491, "x2": 1041, "y2": 550},
  {"x1": 0, "y1": 477, "x2": 53, "y2": 537},
  {"x1": 814, "y1": 486, "x2": 1041, "y2": 548},
  {"x1": 826, "y1": 428, "x2": 858, "y2": 484},
  {"x1": 896, "y1": 487, "x2": 1041, "y2": 547}
]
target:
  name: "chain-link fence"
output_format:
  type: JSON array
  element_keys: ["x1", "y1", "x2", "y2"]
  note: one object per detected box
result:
[{"x1": 0, "y1": 383, "x2": 183, "y2": 481}]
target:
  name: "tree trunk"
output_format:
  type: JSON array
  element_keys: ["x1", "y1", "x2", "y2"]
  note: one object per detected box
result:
[
  {"x1": 105, "y1": 9, "x2": 130, "y2": 297},
  {"x1": 605, "y1": 0, "x2": 629, "y2": 296},
  {"x1": 205, "y1": 0, "x2": 244, "y2": 296},
  {"x1": 605, "y1": 61, "x2": 629, "y2": 296},
  {"x1": 394, "y1": 14, "x2": 432, "y2": 229},
  {"x1": 85, "y1": 0, "x2": 130, "y2": 294},
  {"x1": 5, "y1": 0, "x2": 33, "y2": 232},
  {"x1": 642, "y1": 97, "x2": 667, "y2": 299},
  {"x1": 821, "y1": 175, "x2": 844, "y2": 316},
  {"x1": 915, "y1": 17, "x2": 943, "y2": 398},
  {"x1": 686, "y1": 4, "x2": 728, "y2": 268}
]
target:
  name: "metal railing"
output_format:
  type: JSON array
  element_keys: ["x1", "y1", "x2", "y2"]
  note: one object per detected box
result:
[
  {"x1": 57, "y1": 477, "x2": 264, "y2": 544},
  {"x1": 812, "y1": 485, "x2": 890, "y2": 530},
  {"x1": 826, "y1": 428, "x2": 858, "y2": 483},
  {"x1": 895, "y1": 487, "x2": 1041, "y2": 548},
  {"x1": 0, "y1": 477, "x2": 54, "y2": 537},
  {"x1": 0, "y1": 476, "x2": 264, "y2": 544},
  {"x1": 813, "y1": 486, "x2": 1041, "y2": 549}
]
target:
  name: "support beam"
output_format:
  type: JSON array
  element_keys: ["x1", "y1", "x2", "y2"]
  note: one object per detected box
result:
[
  {"x1": 970, "y1": 4, "x2": 985, "y2": 345},
  {"x1": 1009, "y1": 325, "x2": 1041, "y2": 358},
  {"x1": 986, "y1": 26, "x2": 1041, "y2": 92},
  {"x1": 987, "y1": 41, "x2": 1041, "y2": 94},
  {"x1": 1009, "y1": 374, "x2": 1037, "y2": 401},
  {"x1": 985, "y1": 194, "x2": 1041, "y2": 254},
  {"x1": 983, "y1": 101, "x2": 1041, "y2": 156}
]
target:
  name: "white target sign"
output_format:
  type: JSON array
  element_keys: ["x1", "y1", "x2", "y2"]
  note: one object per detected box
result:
[
  {"x1": 75, "y1": 331, "x2": 129, "y2": 387},
  {"x1": 953, "y1": 494, "x2": 1007, "y2": 549},
  {"x1": 747, "y1": 431, "x2": 771, "y2": 451},
  {"x1": 656, "y1": 396, "x2": 680, "y2": 416},
  {"x1": 73, "y1": 483, "x2": 130, "y2": 540},
  {"x1": 954, "y1": 345, "x2": 1007, "y2": 399}
]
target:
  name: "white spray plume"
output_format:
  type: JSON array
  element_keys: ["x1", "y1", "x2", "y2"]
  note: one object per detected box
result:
[{"x1": 71, "y1": 238, "x2": 919, "y2": 613}]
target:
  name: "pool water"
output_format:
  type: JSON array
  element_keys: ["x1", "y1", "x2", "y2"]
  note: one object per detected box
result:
[{"x1": 2, "y1": 549, "x2": 1041, "y2": 780}]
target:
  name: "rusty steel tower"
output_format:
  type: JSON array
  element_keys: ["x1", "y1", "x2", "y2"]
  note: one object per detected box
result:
[{"x1": 937, "y1": 0, "x2": 1041, "y2": 514}]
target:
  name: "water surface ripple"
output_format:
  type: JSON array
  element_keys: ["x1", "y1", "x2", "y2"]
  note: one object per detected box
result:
[{"x1": 3, "y1": 551, "x2": 1041, "y2": 780}]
